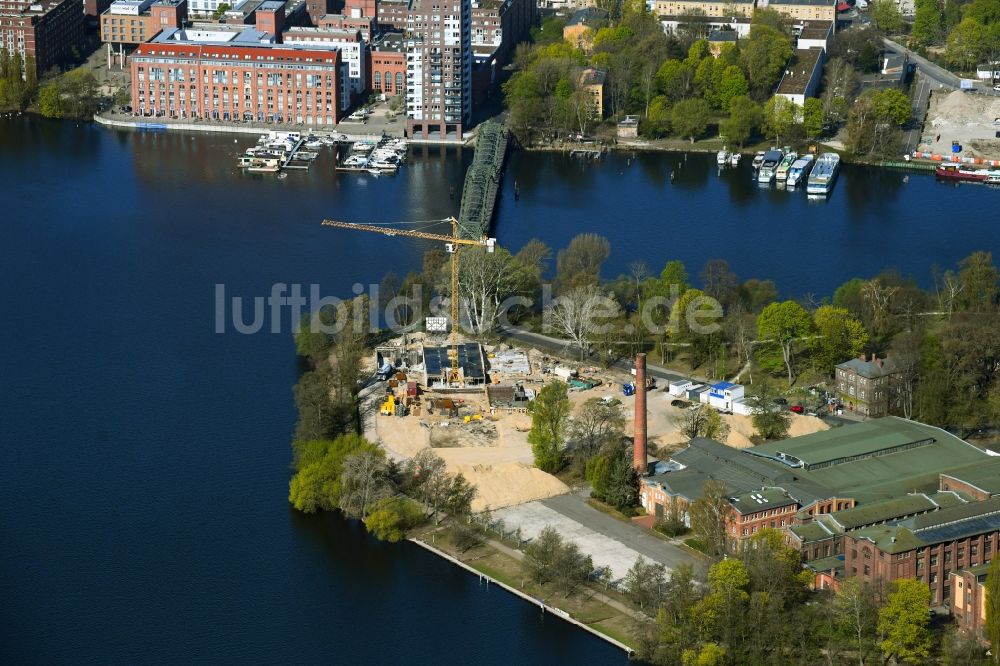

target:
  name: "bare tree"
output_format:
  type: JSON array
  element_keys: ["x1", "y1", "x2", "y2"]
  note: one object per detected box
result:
[
  {"x1": 862, "y1": 278, "x2": 899, "y2": 340},
  {"x1": 545, "y1": 285, "x2": 623, "y2": 359},
  {"x1": 455, "y1": 247, "x2": 529, "y2": 335},
  {"x1": 934, "y1": 269, "x2": 964, "y2": 320},
  {"x1": 339, "y1": 451, "x2": 394, "y2": 519}
]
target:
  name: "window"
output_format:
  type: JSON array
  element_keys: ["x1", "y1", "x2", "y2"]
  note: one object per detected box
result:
[{"x1": 863, "y1": 565, "x2": 870, "y2": 575}]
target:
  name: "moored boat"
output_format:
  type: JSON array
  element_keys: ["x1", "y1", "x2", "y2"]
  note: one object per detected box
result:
[
  {"x1": 717, "y1": 148, "x2": 730, "y2": 166},
  {"x1": 935, "y1": 164, "x2": 991, "y2": 182},
  {"x1": 757, "y1": 149, "x2": 783, "y2": 184},
  {"x1": 786, "y1": 154, "x2": 815, "y2": 188},
  {"x1": 806, "y1": 152, "x2": 841, "y2": 195},
  {"x1": 728, "y1": 152, "x2": 741, "y2": 166},
  {"x1": 751, "y1": 151, "x2": 765, "y2": 170},
  {"x1": 775, "y1": 152, "x2": 798, "y2": 182}
]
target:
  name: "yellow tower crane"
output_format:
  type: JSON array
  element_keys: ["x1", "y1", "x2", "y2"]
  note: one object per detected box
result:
[{"x1": 321, "y1": 216, "x2": 497, "y2": 386}]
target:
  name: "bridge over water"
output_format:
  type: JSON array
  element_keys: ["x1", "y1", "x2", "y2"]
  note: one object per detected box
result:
[{"x1": 456, "y1": 121, "x2": 509, "y2": 240}]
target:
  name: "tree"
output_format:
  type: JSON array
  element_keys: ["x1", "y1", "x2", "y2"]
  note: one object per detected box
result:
[
  {"x1": 528, "y1": 381, "x2": 571, "y2": 473},
  {"x1": 454, "y1": 246, "x2": 531, "y2": 334},
  {"x1": 364, "y1": 497, "x2": 425, "y2": 542},
  {"x1": 586, "y1": 454, "x2": 612, "y2": 500},
  {"x1": 763, "y1": 95, "x2": 799, "y2": 144},
  {"x1": 212, "y1": 2, "x2": 231, "y2": 19},
  {"x1": 812, "y1": 306, "x2": 869, "y2": 376},
  {"x1": 717, "y1": 66, "x2": 749, "y2": 111},
  {"x1": 834, "y1": 577, "x2": 880, "y2": 666},
  {"x1": 605, "y1": 447, "x2": 640, "y2": 510},
  {"x1": 339, "y1": 450, "x2": 394, "y2": 519},
  {"x1": 947, "y1": 18, "x2": 989, "y2": 70},
  {"x1": 37, "y1": 81, "x2": 63, "y2": 118},
  {"x1": 721, "y1": 95, "x2": 761, "y2": 147},
  {"x1": 566, "y1": 397, "x2": 625, "y2": 470},
  {"x1": 871, "y1": 0, "x2": 904, "y2": 33},
  {"x1": 555, "y1": 233, "x2": 610, "y2": 293},
  {"x1": 624, "y1": 558, "x2": 669, "y2": 611},
  {"x1": 821, "y1": 58, "x2": 859, "y2": 125},
  {"x1": 958, "y1": 250, "x2": 999, "y2": 312},
  {"x1": 288, "y1": 434, "x2": 382, "y2": 514},
  {"x1": 745, "y1": 378, "x2": 792, "y2": 440},
  {"x1": 803, "y1": 97, "x2": 824, "y2": 138},
  {"x1": 671, "y1": 98, "x2": 711, "y2": 142},
  {"x1": 986, "y1": 555, "x2": 1000, "y2": 663},
  {"x1": 522, "y1": 526, "x2": 593, "y2": 596},
  {"x1": 689, "y1": 479, "x2": 730, "y2": 557},
  {"x1": 757, "y1": 300, "x2": 814, "y2": 385},
  {"x1": 545, "y1": 284, "x2": 622, "y2": 359},
  {"x1": 912, "y1": 0, "x2": 943, "y2": 46},
  {"x1": 676, "y1": 404, "x2": 730, "y2": 441},
  {"x1": 740, "y1": 25, "x2": 793, "y2": 98},
  {"x1": 514, "y1": 238, "x2": 553, "y2": 279},
  {"x1": 878, "y1": 579, "x2": 933, "y2": 665},
  {"x1": 739, "y1": 278, "x2": 778, "y2": 313}
]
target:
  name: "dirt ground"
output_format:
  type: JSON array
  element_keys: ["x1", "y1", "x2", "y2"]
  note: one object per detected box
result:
[{"x1": 919, "y1": 90, "x2": 1000, "y2": 161}]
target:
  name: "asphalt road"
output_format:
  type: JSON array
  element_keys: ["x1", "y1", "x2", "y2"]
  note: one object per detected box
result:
[{"x1": 882, "y1": 37, "x2": 961, "y2": 89}]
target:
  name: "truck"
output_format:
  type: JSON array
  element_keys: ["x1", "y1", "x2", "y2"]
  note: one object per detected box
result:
[
  {"x1": 554, "y1": 366, "x2": 577, "y2": 380},
  {"x1": 960, "y1": 78, "x2": 977, "y2": 91}
]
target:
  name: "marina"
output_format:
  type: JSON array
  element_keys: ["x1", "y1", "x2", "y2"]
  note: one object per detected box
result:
[{"x1": 336, "y1": 136, "x2": 409, "y2": 175}]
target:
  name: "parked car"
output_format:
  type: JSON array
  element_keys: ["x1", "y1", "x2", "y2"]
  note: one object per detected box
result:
[
  {"x1": 774, "y1": 397, "x2": 788, "y2": 405},
  {"x1": 790, "y1": 405, "x2": 804, "y2": 414},
  {"x1": 994, "y1": 84, "x2": 1000, "y2": 91},
  {"x1": 671, "y1": 399, "x2": 690, "y2": 408}
]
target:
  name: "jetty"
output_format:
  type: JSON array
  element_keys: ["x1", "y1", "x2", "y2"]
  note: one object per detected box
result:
[{"x1": 456, "y1": 121, "x2": 509, "y2": 240}]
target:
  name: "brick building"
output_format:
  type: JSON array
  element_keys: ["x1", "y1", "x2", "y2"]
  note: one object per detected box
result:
[
  {"x1": 763, "y1": 0, "x2": 837, "y2": 22},
  {"x1": 100, "y1": 0, "x2": 187, "y2": 46},
  {"x1": 0, "y1": 0, "x2": 85, "y2": 76},
  {"x1": 284, "y1": 25, "x2": 366, "y2": 105},
  {"x1": 405, "y1": 0, "x2": 472, "y2": 140},
  {"x1": 951, "y1": 563, "x2": 991, "y2": 641},
  {"x1": 130, "y1": 27, "x2": 343, "y2": 124},
  {"x1": 376, "y1": 0, "x2": 407, "y2": 31},
  {"x1": 836, "y1": 353, "x2": 901, "y2": 418},
  {"x1": 369, "y1": 30, "x2": 404, "y2": 97}
]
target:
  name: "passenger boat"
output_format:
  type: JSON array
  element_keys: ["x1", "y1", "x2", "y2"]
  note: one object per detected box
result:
[
  {"x1": 757, "y1": 149, "x2": 784, "y2": 184},
  {"x1": 717, "y1": 148, "x2": 730, "y2": 166},
  {"x1": 806, "y1": 152, "x2": 841, "y2": 195},
  {"x1": 786, "y1": 154, "x2": 815, "y2": 187},
  {"x1": 934, "y1": 164, "x2": 992, "y2": 182},
  {"x1": 304, "y1": 138, "x2": 325, "y2": 149},
  {"x1": 775, "y1": 152, "x2": 798, "y2": 182}
]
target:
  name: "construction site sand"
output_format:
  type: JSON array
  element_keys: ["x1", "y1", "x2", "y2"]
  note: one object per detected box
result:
[{"x1": 919, "y1": 90, "x2": 1000, "y2": 161}]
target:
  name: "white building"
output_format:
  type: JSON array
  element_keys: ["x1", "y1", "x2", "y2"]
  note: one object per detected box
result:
[
  {"x1": 406, "y1": 0, "x2": 472, "y2": 139},
  {"x1": 283, "y1": 27, "x2": 367, "y2": 109},
  {"x1": 706, "y1": 381, "x2": 745, "y2": 411}
]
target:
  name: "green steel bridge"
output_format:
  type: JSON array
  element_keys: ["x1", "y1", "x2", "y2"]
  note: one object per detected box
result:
[{"x1": 456, "y1": 121, "x2": 509, "y2": 240}]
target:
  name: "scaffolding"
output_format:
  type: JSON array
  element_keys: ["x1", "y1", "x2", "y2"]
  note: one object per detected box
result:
[{"x1": 457, "y1": 121, "x2": 509, "y2": 240}]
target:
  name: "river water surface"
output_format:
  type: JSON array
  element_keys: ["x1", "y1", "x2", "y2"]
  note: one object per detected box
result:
[{"x1": 1, "y1": 117, "x2": 997, "y2": 664}]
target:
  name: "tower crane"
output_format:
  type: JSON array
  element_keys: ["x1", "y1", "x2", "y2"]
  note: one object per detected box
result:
[{"x1": 321, "y1": 216, "x2": 497, "y2": 386}]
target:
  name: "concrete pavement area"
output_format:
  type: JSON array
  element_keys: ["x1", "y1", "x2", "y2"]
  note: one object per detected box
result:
[{"x1": 494, "y1": 490, "x2": 697, "y2": 582}]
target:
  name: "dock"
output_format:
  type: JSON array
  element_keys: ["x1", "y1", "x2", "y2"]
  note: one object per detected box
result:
[{"x1": 569, "y1": 149, "x2": 603, "y2": 159}]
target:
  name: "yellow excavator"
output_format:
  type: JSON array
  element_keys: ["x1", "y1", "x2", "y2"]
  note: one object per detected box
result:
[{"x1": 380, "y1": 393, "x2": 396, "y2": 417}]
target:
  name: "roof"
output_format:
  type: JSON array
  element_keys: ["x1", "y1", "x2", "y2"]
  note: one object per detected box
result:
[
  {"x1": 769, "y1": 0, "x2": 834, "y2": 6},
  {"x1": 565, "y1": 6, "x2": 608, "y2": 27},
  {"x1": 940, "y1": 458, "x2": 1000, "y2": 496},
  {"x1": 712, "y1": 381, "x2": 738, "y2": 390},
  {"x1": 423, "y1": 343, "x2": 485, "y2": 380},
  {"x1": 836, "y1": 354, "x2": 900, "y2": 378},
  {"x1": 850, "y1": 496, "x2": 1000, "y2": 553},
  {"x1": 372, "y1": 31, "x2": 405, "y2": 52},
  {"x1": 848, "y1": 525, "x2": 925, "y2": 554},
  {"x1": 579, "y1": 68, "x2": 606, "y2": 86},
  {"x1": 789, "y1": 521, "x2": 835, "y2": 543},
  {"x1": 708, "y1": 29, "x2": 737, "y2": 42},
  {"x1": 805, "y1": 554, "x2": 845, "y2": 573},
  {"x1": 728, "y1": 487, "x2": 797, "y2": 515},
  {"x1": 825, "y1": 493, "x2": 964, "y2": 531},
  {"x1": 775, "y1": 47, "x2": 824, "y2": 96}
]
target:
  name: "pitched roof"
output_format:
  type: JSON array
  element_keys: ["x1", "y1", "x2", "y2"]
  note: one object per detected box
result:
[
  {"x1": 789, "y1": 521, "x2": 835, "y2": 544},
  {"x1": 836, "y1": 354, "x2": 901, "y2": 378},
  {"x1": 825, "y1": 493, "x2": 965, "y2": 532},
  {"x1": 940, "y1": 458, "x2": 1000, "y2": 497},
  {"x1": 565, "y1": 6, "x2": 608, "y2": 27},
  {"x1": 850, "y1": 496, "x2": 1000, "y2": 553}
]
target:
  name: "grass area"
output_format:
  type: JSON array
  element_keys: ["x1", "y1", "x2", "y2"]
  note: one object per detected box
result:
[
  {"x1": 684, "y1": 537, "x2": 708, "y2": 554},
  {"x1": 584, "y1": 497, "x2": 640, "y2": 522},
  {"x1": 426, "y1": 526, "x2": 640, "y2": 651}
]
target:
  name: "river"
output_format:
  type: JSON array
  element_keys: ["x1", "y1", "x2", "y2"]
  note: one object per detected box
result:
[{"x1": 1, "y1": 117, "x2": 997, "y2": 664}]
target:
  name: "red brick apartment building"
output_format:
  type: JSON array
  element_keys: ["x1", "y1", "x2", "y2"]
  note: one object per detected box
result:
[
  {"x1": 130, "y1": 28, "x2": 342, "y2": 124},
  {"x1": 0, "y1": 0, "x2": 85, "y2": 75}
]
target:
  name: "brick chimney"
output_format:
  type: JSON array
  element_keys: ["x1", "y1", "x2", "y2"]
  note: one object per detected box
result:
[{"x1": 634, "y1": 353, "x2": 647, "y2": 475}]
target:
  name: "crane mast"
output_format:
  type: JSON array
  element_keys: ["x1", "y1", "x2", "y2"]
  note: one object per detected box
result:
[{"x1": 321, "y1": 217, "x2": 497, "y2": 386}]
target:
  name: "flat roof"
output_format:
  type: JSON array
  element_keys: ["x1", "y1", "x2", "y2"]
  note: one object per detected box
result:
[
  {"x1": 775, "y1": 47, "x2": 824, "y2": 96},
  {"x1": 728, "y1": 487, "x2": 797, "y2": 515},
  {"x1": 940, "y1": 458, "x2": 1000, "y2": 496},
  {"x1": 423, "y1": 343, "x2": 486, "y2": 381},
  {"x1": 770, "y1": 0, "x2": 834, "y2": 6}
]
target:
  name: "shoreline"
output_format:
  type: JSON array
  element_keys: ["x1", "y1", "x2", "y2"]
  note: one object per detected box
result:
[{"x1": 408, "y1": 537, "x2": 636, "y2": 656}]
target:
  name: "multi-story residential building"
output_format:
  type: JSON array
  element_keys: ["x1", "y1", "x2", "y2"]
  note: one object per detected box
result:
[
  {"x1": 185, "y1": 0, "x2": 251, "y2": 18},
  {"x1": 652, "y1": 0, "x2": 753, "y2": 18},
  {"x1": 369, "y1": 30, "x2": 405, "y2": 97},
  {"x1": 405, "y1": 0, "x2": 471, "y2": 140},
  {"x1": 578, "y1": 66, "x2": 605, "y2": 119},
  {"x1": 0, "y1": 0, "x2": 85, "y2": 76},
  {"x1": 470, "y1": 0, "x2": 533, "y2": 65},
  {"x1": 762, "y1": 0, "x2": 836, "y2": 22},
  {"x1": 284, "y1": 25, "x2": 366, "y2": 105},
  {"x1": 100, "y1": 0, "x2": 187, "y2": 47},
  {"x1": 316, "y1": 12, "x2": 374, "y2": 41},
  {"x1": 376, "y1": 0, "x2": 408, "y2": 31},
  {"x1": 129, "y1": 27, "x2": 342, "y2": 124},
  {"x1": 836, "y1": 353, "x2": 901, "y2": 418}
]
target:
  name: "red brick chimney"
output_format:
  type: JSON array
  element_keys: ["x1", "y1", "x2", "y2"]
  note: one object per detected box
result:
[{"x1": 634, "y1": 353, "x2": 647, "y2": 475}]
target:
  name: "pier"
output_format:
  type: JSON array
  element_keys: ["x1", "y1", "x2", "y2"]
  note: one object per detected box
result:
[{"x1": 456, "y1": 121, "x2": 509, "y2": 240}]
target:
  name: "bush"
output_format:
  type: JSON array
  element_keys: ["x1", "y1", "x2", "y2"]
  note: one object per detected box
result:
[
  {"x1": 364, "y1": 497, "x2": 425, "y2": 542},
  {"x1": 451, "y1": 523, "x2": 485, "y2": 553}
]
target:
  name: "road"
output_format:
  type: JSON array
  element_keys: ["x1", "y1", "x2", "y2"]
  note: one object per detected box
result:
[
  {"x1": 905, "y1": 72, "x2": 932, "y2": 153},
  {"x1": 881, "y1": 37, "x2": 961, "y2": 89}
]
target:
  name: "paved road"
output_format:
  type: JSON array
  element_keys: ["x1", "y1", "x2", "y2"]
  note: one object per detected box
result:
[
  {"x1": 882, "y1": 37, "x2": 961, "y2": 89},
  {"x1": 905, "y1": 72, "x2": 933, "y2": 153}
]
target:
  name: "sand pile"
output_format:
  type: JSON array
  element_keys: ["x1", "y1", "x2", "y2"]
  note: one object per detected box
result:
[
  {"x1": 449, "y1": 462, "x2": 570, "y2": 512},
  {"x1": 921, "y1": 90, "x2": 1000, "y2": 160},
  {"x1": 931, "y1": 90, "x2": 1000, "y2": 126}
]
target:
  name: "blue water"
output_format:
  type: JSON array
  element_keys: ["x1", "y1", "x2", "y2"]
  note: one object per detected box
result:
[{"x1": 2, "y1": 117, "x2": 997, "y2": 664}]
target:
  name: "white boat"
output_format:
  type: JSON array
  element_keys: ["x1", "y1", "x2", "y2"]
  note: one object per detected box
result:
[
  {"x1": 757, "y1": 149, "x2": 783, "y2": 184},
  {"x1": 786, "y1": 155, "x2": 815, "y2": 187},
  {"x1": 751, "y1": 151, "x2": 765, "y2": 170},
  {"x1": 807, "y1": 152, "x2": 841, "y2": 195},
  {"x1": 297, "y1": 150, "x2": 319, "y2": 160},
  {"x1": 343, "y1": 155, "x2": 369, "y2": 167},
  {"x1": 775, "y1": 152, "x2": 798, "y2": 182},
  {"x1": 367, "y1": 168, "x2": 382, "y2": 176},
  {"x1": 717, "y1": 148, "x2": 730, "y2": 166},
  {"x1": 728, "y1": 153, "x2": 741, "y2": 166},
  {"x1": 304, "y1": 140, "x2": 324, "y2": 149}
]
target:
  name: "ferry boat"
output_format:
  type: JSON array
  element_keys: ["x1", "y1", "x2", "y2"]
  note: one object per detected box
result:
[
  {"x1": 934, "y1": 164, "x2": 993, "y2": 182},
  {"x1": 786, "y1": 155, "x2": 815, "y2": 187},
  {"x1": 717, "y1": 148, "x2": 730, "y2": 166},
  {"x1": 806, "y1": 152, "x2": 841, "y2": 195},
  {"x1": 757, "y1": 149, "x2": 784, "y2": 184},
  {"x1": 751, "y1": 151, "x2": 765, "y2": 170},
  {"x1": 775, "y1": 152, "x2": 798, "y2": 182}
]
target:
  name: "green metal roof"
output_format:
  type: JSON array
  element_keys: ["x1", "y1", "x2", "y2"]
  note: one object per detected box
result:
[
  {"x1": 789, "y1": 521, "x2": 835, "y2": 544},
  {"x1": 849, "y1": 496, "x2": 1000, "y2": 553},
  {"x1": 805, "y1": 555, "x2": 845, "y2": 573},
  {"x1": 826, "y1": 494, "x2": 952, "y2": 531},
  {"x1": 940, "y1": 458, "x2": 1000, "y2": 496},
  {"x1": 728, "y1": 487, "x2": 797, "y2": 515},
  {"x1": 848, "y1": 525, "x2": 925, "y2": 554}
]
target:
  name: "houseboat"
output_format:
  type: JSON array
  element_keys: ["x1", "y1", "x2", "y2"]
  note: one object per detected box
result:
[
  {"x1": 806, "y1": 152, "x2": 841, "y2": 195},
  {"x1": 757, "y1": 149, "x2": 784, "y2": 184},
  {"x1": 786, "y1": 155, "x2": 815, "y2": 187}
]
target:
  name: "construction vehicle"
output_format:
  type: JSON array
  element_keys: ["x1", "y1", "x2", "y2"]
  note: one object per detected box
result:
[
  {"x1": 380, "y1": 393, "x2": 396, "y2": 416},
  {"x1": 623, "y1": 382, "x2": 636, "y2": 397},
  {"x1": 463, "y1": 414, "x2": 483, "y2": 424},
  {"x1": 322, "y1": 217, "x2": 496, "y2": 387}
]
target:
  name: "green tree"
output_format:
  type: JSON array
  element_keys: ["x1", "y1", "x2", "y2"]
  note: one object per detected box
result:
[
  {"x1": 762, "y1": 95, "x2": 799, "y2": 144},
  {"x1": 555, "y1": 233, "x2": 610, "y2": 293},
  {"x1": 740, "y1": 25, "x2": 793, "y2": 98},
  {"x1": 528, "y1": 381, "x2": 571, "y2": 473},
  {"x1": 803, "y1": 97, "x2": 825, "y2": 138},
  {"x1": 212, "y1": 2, "x2": 231, "y2": 18},
  {"x1": 656, "y1": 58, "x2": 696, "y2": 102},
  {"x1": 675, "y1": 404, "x2": 730, "y2": 441},
  {"x1": 288, "y1": 434, "x2": 382, "y2": 514},
  {"x1": 682, "y1": 643, "x2": 726, "y2": 666},
  {"x1": 912, "y1": 0, "x2": 943, "y2": 46},
  {"x1": 364, "y1": 497, "x2": 425, "y2": 542},
  {"x1": 567, "y1": 397, "x2": 625, "y2": 470},
  {"x1": 879, "y1": 579, "x2": 933, "y2": 664},
  {"x1": 689, "y1": 479, "x2": 730, "y2": 557},
  {"x1": 871, "y1": 0, "x2": 904, "y2": 33},
  {"x1": 605, "y1": 447, "x2": 640, "y2": 510},
  {"x1": 643, "y1": 95, "x2": 672, "y2": 136},
  {"x1": 834, "y1": 577, "x2": 880, "y2": 666},
  {"x1": 624, "y1": 557, "x2": 669, "y2": 610},
  {"x1": 757, "y1": 300, "x2": 814, "y2": 385},
  {"x1": 671, "y1": 97, "x2": 711, "y2": 142},
  {"x1": 717, "y1": 66, "x2": 749, "y2": 111},
  {"x1": 37, "y1": 81, "x2": 63, "y2": 118},
  {"x1": 946, "y1": 18, "x2": 989, "y2": 70},
  {"x1": 721, "y1": 95, "x2": 761, "y2": 147},
  {"x1": 695, "y1": 56, "x2": 726, "y2": 109},
  {"x1": 812, "y1": 305, "x2": 869, "y2": 376},
  {"x1": 958, "y1": 250, "x2": 999, "y2": 312},
  {"x1": 746, "y1": 378, "x2": 792, "y2": 440},
  {"x1": 986, "y1": 552, "x2": 1000, "y2": 662},
  {"x1": 586, "y1": 454, "x2": 612, "y2": 500}
]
